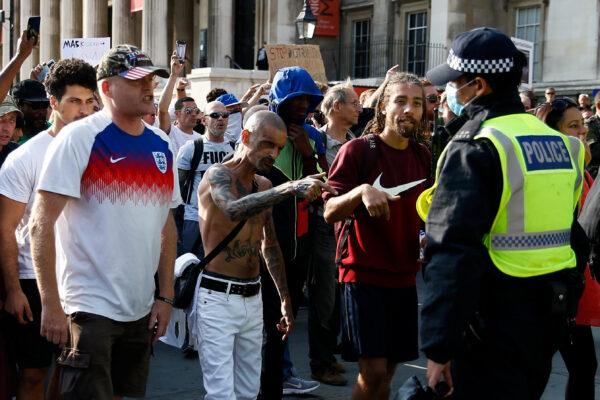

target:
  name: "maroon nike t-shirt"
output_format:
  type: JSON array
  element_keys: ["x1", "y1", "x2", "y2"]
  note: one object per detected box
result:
[{"x1": 324, "y1": 134, "x2": 431, "y2": 288}]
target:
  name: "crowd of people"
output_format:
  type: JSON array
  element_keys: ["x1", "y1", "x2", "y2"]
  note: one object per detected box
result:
[{"x1": 0, "y1": 24, "x2": 599, "y2": 400}]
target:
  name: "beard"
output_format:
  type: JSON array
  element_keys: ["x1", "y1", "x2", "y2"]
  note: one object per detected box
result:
[{"x1": 392, "y1": 117, "x2": 419, "y2": 139}]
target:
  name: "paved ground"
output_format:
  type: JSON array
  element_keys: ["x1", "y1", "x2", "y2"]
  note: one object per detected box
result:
[{"x1": 140, "y1": 276, "x2": 600, "y2": 399}]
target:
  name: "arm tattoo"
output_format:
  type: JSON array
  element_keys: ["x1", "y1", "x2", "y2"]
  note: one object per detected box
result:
[
  {"x1": 262, "y1": 212, "x2": 289, "y2": 299},
  {"x1": 208, "y1": 165, "x2": 293, "y2": 221}
]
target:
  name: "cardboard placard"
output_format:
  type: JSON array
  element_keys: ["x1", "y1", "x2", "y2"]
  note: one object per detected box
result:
[
  {"x1": 266, "y1": 44, "x2": 328, "y2": 83},
  {"x1": 61, "y1": 37, "x2": 111, "y2": 66}
]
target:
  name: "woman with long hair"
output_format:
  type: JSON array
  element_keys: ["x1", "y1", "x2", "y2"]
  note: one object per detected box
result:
[{"x1": 535, "y1": 97, "x2": 599, "y2": 400}]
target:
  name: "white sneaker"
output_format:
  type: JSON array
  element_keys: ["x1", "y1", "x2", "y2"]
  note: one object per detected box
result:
[{"x1": 282, "y1": 375, "x2": 320, "y2": 395}]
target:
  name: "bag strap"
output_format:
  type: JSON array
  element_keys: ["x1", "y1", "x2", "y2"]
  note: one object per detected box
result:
[
  {"x1": 185, "y1": 138, "x2": 205, "y2": 204},
  {"x1": 190, "y1": 178, "x2": 258, "y2": 257}
]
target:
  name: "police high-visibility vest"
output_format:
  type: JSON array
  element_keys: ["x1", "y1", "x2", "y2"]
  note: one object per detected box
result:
[{"x1": 417, "y1": 113, "x2": 585, "y2": 278}]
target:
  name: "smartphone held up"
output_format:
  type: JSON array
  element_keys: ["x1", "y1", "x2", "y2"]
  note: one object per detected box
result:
[
  {"x1": 27, "y1": 16, "x2": 40, "y2": 40},
  {"x1": 176, "y1": 40, "x2": 187, "y2": 64}
]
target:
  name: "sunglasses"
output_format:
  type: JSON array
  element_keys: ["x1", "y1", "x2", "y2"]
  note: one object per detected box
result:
[
  {"x1": 183, "y1": 107, "x2": 200, "y2": 115},
  {"x1": 21, "y1": 100, "x2": 49, "y2": 110},
  {"x1": 208, "y1": 112, "x2": 230, "y2": 119},
  {"x1": 426, "y1": 94, "x2": 440, "y2": 104},
  {"x1": 546, "y1": 92, "x2": 556, "y2": 96}
]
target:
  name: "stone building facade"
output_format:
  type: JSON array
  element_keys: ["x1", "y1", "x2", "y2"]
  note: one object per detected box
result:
[{"x1": 1, "y1": 0, "x2": 598, "y2": 97}]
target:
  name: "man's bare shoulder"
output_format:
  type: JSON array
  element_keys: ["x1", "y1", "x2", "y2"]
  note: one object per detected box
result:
[{"x1": 255, "y1": 174, "x2": 273, "y2": 192}]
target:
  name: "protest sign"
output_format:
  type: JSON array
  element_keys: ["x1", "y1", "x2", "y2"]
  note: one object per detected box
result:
[
  {"x1": 266, "y1": 44, "x2": 328, "y2": 83},
  {"x1": 61, "y1": 37, "x2": 111, "y2": 66}
]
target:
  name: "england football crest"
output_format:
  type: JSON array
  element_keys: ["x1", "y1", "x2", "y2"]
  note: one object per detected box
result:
[{"x1": 152, "y1": 151, "x2": 167, "y2": 174}]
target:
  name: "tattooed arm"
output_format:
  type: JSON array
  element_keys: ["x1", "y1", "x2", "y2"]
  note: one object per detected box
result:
[
  {"x1": 262, "y1": 208, "x2": 294, "y2": 339},
  {"x1": 205, "y1": 165, "x2": 336, "y2": 222}
]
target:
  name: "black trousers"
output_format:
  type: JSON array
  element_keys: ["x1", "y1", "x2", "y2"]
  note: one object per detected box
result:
[
  {"x1": 259, "y1": 236, "x2": 310, "y2": 400},
  {"x1": 452, "y1": 271, "x2": 575, "y2": 400},
  {"x1": 559, "y1": 324, "x2": 598, "y2": 400}
]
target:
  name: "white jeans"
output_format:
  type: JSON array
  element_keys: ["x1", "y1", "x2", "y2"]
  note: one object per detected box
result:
[{"x1": 192, "y1": 274, "x2": 263, "y2": 400}]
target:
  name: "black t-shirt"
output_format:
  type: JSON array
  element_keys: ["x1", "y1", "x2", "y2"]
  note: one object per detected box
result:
[{"x1": 0, "y1": 142, "x2": 19, "y2": 168}]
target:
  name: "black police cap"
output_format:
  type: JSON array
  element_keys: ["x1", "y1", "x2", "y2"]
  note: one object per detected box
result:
[{"x1": 426, "y1": 27, "x2": 520, "y2": 86}]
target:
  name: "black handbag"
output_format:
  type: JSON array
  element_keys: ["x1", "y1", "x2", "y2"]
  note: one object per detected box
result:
[
  {"x1": 173, "y1": 219, "x2": 247, "y2": 309},
  {"x1": 394, "y1": 376, "x2": 452, "y2": 400}
]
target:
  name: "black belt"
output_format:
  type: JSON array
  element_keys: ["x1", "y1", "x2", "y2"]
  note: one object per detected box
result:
[{"x1": 200, "y1": 276, "x2": 261, "y2": 297}]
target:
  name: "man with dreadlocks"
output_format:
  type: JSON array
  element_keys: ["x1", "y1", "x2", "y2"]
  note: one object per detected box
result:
[{"x1": 322, "y1": 72, "x2": 431, "y2": 399}]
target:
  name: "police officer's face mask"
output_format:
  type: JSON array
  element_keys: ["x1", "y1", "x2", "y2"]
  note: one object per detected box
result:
[{"x1": 445, "y1": 80, "x2": 477, "y2": 116}]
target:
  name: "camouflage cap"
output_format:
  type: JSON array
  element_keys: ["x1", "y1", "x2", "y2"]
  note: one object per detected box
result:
[
  {"x1": 0, "y1": 96, "x2": 23, "y2": 118},
  {"x1": 96, "y1": 44, "x2": 169, "y2": 81}
]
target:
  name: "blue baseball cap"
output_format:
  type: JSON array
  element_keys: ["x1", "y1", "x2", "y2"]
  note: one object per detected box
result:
[
  {"x1": 216, "y1": 93, "x2": 247, "y2": 107},
  {"x1": 426, "y1": 27, "x2": 520, "y2": 86}
]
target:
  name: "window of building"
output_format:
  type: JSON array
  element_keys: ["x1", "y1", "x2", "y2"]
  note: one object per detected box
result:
[
  {"x1": 352, "y1": 19, "x2": 370, "y2": 78},
  {"x1": 515, "y1": 6, "x2": 541, "y2": 81},
  {"x1": 405, "y1": 11, "x2": 427, "y2": 76}
]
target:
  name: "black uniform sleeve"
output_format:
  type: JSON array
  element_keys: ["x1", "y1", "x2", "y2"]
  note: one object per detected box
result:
[{"x1": 420, "y1": 138, "x2": 502, "y2": 364}]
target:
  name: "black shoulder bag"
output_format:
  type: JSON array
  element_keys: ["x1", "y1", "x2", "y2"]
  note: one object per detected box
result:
[
  {"x1": 181, "y1": 138, "x2": 205, "y2": 204},
  {"x1": 173, "y1": 179, "x2": 258, "y2": 309}
]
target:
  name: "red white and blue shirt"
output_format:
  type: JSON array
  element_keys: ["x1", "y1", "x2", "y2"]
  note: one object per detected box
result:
[{"x1": 38, "y1": 110, "x2": 181, "y2": 321}]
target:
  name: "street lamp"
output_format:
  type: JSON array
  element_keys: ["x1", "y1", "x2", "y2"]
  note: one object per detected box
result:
[{"x1": 295, "y1": 0, "x2": 317, "y2": 43}]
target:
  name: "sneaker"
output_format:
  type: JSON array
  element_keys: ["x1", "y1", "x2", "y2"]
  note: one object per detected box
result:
[
  {"x1": 282, "y1": 375, "x2": 320, "y2": 395},
  {"x1": 311, "y1": 368, "x2": 347, "y2": 386}
]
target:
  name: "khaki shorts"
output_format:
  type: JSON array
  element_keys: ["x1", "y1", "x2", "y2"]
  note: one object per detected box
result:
[{"x1": 55, "y1": 311, "x2": 152, "y2": 399}]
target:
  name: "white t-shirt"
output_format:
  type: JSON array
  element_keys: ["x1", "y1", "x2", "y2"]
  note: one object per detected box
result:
[
  {"x1": 38, "y1": 111, "x2": 182, "y2": 322},
  {"x1": 176, "y1": 136, "x2": 233, "y2": 221},
  {"x1": 0, "y1": 130, "x2": 53, "y2": 279},
  {"x1": 169, "y1": 124, "x2": 202, "y2": 157}
]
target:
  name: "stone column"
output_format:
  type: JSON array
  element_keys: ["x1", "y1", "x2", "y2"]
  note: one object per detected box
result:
[
  {"x1": 39, "y1": 0, "x2": 60, "y2": 62},
  {"x1": 2, "y1": 0, "x2": 12, "y2": 67},
  {"x1": 173, "y1": 0, "x2": 194, "y2": 69},
  {"x1": 61, "y1": 0, "x2": 83, "y2": 40},
  {"x1": 82, "y1": 0, "x2": 108, "y2": 38},
  {"x1": 142, "y1": 0, "x2": 168, "y2": 67},
  {"x1": 19, "y1": 0, "x2": 39, "y2": 79},
  {"x1": 371, "y1": 0, "x2": 393, "y2": 76},
  {"x1": 112, "y1": 0, "x2": 134, "y2": 45},
  {"x1": 207, "y1": 0, "x2": 233, "y2": 68}
]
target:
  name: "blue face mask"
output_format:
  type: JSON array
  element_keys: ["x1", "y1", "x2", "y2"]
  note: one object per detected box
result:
[
  {"x1": 445, "y1": 80, "x2": 477, "y2": 117},
  {"x1": 445, "y1": 83, "x2": 464, "y2": 116}
]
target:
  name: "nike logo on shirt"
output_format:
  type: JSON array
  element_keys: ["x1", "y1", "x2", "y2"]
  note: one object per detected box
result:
[
  {"x1": 110, "y1": 156, "x2": 127, "y2": 164},
  {"x1": 372, "y1": 173, "x2": 426, "y2": 196}
]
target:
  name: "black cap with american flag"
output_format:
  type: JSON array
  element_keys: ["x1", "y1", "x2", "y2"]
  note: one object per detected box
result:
[{"x1": 96, "y1": 44, "x2": 169, "y2": 81}]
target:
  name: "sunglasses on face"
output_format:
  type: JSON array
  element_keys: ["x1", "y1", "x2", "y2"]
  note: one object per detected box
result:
[
  {"x1": 183, "y1": 107, "x2": 200, "y2": 115},
  {"x1": 426, "y1": 94, "x2": 440, "y2": 104},
  {"x1": 208, "y1": 112, "x2": 230, "y2": 119},
  {"x1": 546, "y1": 92, "x2": 555, "y2": 96},
  {"x1": 22, "y1": 101, "x2": 49, "y2": 110}
]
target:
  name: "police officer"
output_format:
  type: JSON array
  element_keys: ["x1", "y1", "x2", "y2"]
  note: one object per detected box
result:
[{"x1": 418, "y1": 27, "x2": 587, "y2": 399}]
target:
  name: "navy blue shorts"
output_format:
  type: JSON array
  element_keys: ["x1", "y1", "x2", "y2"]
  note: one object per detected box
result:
[
  {"x1": 7, "y1": 279, "x2": 56, "y2": 369},
  {"x1": 340, "y1": 282, "x2": 418, "y2": 363}
]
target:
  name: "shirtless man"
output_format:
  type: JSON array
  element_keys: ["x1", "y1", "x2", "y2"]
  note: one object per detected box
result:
[{"x1": 193, "y1": 110, "x2": 336, "y2": 400}]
